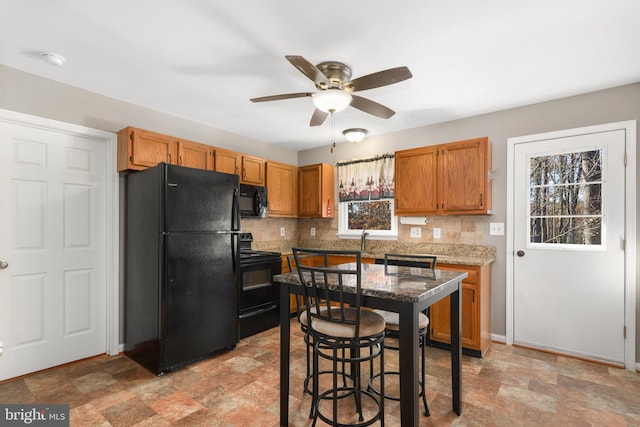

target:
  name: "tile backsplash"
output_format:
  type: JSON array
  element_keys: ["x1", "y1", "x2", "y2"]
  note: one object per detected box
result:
[{"x1": 242, "y1": 215, "x2": 484, "y2": 245}]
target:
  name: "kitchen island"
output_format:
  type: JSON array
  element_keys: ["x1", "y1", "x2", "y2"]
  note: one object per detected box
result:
[{"x1": 275, "y1": 262, "x2": 468, "y2": 427}]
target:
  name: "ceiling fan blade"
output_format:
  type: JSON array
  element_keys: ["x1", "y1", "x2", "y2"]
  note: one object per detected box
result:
[
  {"x1": 346, "y1": 66, "x2": 412, "y2": 92},
  {"x1": 250, "y1": 92, "x2": 313, "y2": 103},
  {"x1": 350, "y1": 95, "x2": 396, "y2": 119},
  {"x1": 310, "y1": 109, "x2": 329, "y2": 127},
  {"x1": 286, "y1": 55, "x2": 330, "y2": 87}
]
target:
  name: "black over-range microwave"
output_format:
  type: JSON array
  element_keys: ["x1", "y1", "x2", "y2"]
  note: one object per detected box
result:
[{"x1": 239, "y1": 184, "x2": 268, "y2": 218}]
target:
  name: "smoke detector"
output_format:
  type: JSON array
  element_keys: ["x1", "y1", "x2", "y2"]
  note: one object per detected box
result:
[{"x1": 42, "y1": 52, "x2": 66, "y2": 67}]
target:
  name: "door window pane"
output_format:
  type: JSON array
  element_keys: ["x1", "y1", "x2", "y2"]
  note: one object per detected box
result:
[{"x1": 528, "y1": 149, "x2": 603, "y2": 246}]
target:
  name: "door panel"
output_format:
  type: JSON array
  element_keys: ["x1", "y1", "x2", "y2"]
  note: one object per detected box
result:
[
  {"x1": 513, "y1": 129, "x2": 625, "y2": 363},
  {"x1": 0, "y1": 121, "x2": 107, "y2": 381}
]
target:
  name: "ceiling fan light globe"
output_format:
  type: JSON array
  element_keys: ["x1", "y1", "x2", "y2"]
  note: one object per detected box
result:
[
  {"x1": 343, "y1": 128, "x2": 368, "y2": 143},
  {"x1": 312, "y1": 90, "x2": 352, "y2": 113}
]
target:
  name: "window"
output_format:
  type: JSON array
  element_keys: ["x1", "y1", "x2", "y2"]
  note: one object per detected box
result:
[
  {"x1": 336, "y1": 154, "x2": 398, "y2": 239},
  {"x1": 528, "y1": 149, "x2": 604, "y2": 248}
]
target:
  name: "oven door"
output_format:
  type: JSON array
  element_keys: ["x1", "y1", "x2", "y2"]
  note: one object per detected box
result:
[{"x1": 238, "y1": 258, "x2": 282, "y2": 338}]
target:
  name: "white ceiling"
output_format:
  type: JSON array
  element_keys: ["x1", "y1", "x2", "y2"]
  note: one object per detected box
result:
[{"x1": 2, "y1": 0, "x2": 640, "y2": 151}]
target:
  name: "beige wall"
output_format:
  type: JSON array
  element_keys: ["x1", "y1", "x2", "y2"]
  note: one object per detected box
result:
[
  {"x1": 299, "y1": 82, "x2": 640, "y2": 361},
  {"x1": 0, "y1": 65, "x2": 298, "y2": 165},
  {"x1": 2, "y1": 64, "x2": 639, "y2": 362}
]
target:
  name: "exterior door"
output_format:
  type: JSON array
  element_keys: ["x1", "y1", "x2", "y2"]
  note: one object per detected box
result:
[
  {"x1": 511, "y1": 126, "x2": 628, "y2": 365},
  {"x1": 0, "y1": 117, "x2": 109, "y2": 380}
]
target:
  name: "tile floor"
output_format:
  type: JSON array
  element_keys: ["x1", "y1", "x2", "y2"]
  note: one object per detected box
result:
[{"x1": 1, "y1": 320, "x2": 639, "y2": 426}]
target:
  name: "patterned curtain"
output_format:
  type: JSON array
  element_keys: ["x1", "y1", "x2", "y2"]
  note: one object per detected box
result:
[{"x1": 336, "y1": 154, "x2": 394, "y2": 202}]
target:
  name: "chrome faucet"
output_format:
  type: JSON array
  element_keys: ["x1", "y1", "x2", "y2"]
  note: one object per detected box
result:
[{"x1": 360, "y1": 229, "x2": 369, "y2": 252}]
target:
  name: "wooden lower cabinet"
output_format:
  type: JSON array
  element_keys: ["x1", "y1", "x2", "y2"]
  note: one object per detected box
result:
[{"x1": 429, "y1": 263, "x2": 492, "y2": 357}]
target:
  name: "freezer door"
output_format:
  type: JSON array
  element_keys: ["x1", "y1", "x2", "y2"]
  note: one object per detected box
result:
[
  {"x1": 163, "y1": 233, "x2": 238, "y2": 370},
  {"x1": 164, "y1": 164, "x2": 240, "y2": 232}
]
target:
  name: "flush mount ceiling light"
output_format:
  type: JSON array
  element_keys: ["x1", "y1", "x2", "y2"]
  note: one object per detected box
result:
[
  {"x1": 343, "y1": 128, "x2": 368, "y2": 143},
  {"x1": 41, "y1": 52, "x2": 66, "y2": 67},
  {"x1": 312, "y1": 89, "x2": 352, "y2": 113}
]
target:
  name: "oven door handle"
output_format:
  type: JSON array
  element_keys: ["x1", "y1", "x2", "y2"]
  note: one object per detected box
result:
[{"x1": 239, "y1": 304, "x2": 278, "y2": 319}]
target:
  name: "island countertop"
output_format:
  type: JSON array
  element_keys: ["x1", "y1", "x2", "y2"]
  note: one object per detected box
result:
[{"x1": 273, "y1": 263, "x2": 468, "y2": 303}]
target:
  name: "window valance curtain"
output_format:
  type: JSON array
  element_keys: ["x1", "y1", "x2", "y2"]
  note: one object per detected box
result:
[{"x1": 336, "y1": 154, "x2": 394, "y2": 202}]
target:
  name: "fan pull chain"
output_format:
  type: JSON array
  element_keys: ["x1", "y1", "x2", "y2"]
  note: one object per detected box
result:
[{"x1": 330, "y1": 111, "x2": 335, "y2": 153}]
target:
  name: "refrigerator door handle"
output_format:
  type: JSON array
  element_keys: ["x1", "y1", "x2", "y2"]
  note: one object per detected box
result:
[{"x1": 232, "y1": 187, "x2": 240, "y2": 232}]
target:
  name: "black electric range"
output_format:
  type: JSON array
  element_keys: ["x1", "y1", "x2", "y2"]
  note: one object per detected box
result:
[{"x1": 237, "y1": 233, "x2": 282, "y2": 338}]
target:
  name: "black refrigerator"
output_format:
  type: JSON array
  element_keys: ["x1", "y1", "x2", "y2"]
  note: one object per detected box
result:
[{"x1": 124, "y1": 163, "x2": 240, "y2": 374}]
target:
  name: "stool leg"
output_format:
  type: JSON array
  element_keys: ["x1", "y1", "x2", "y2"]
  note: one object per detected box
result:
[{"x1": 420, "y1": 333, "x2": 430, "y2": 417}]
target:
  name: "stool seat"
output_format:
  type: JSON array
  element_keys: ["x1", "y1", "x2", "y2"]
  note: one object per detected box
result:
[
  {"x1": 311, "y1": 308, "x2": 386, "y2": 338},
  {"x1": 373, "y1": 309, "x2": 429, "y2": 332}
]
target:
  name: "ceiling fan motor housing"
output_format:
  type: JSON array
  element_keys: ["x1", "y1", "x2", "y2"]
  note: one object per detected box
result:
[{"x1": 315, "y1": 61, "x2": 353, "y2": 90}]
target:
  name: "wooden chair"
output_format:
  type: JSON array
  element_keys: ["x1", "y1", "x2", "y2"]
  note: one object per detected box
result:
[
  {"x1": 293, "y1": 248, "x2": 386, "y2": 427},
  {"x1": 369, "y1": 253, "x2": 437, "y2": 417}
]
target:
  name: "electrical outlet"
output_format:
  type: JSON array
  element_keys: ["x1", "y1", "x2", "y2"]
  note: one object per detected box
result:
[
  {"x1": 433, "y1": 227, "x2": 441, "y2": 239},
  {"x1": 410, "y1": 227, "x2": 421, "y2": 238},
  {"x1": 280, "y1": 227, "x2": 285, "y2": 237},
  {"x1": 489, "y1": 222, "x2": 505, "y2": 236},
  {"x1": 310, "y1": 227, "x2": 316, "y2": 236}
]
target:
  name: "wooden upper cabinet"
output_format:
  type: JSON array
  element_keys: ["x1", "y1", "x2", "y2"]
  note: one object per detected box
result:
[
  {"x1": 241, "y1": 155, "x2": 266, "y2": 185},
  {"x1": 395, "y1": 137, "x2": 492, "y2": 215},
  {"x1": 395, "y1": 145, "x2": 439, "y2": 215},
  {"x1": 266, "y1": 161, "x2": 298, "y2": 217},
  {"x1": 440, "y1": 137, "x2": 491, "y2": 214},
  {"x1": 214, "y1": 148, "x2": 241, "y2": 176},
  {"x1": 117, "y1": 127, "x2": 178, "y2": 172},
  {"x1": 177, "y1": 140, "x2": 214, "y2": 171},
  {"x1": 299, "y1": 163, "x2": 335, "y2": 218}
]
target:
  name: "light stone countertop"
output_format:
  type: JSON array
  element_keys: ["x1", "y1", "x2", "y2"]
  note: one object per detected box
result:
[{"x1": 254, "y1": 239, "x2": 495, "y2": 266}]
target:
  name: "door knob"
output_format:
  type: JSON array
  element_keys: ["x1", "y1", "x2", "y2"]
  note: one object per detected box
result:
[
  {"x1": 516, "y1": 250, "x2": 525, "y2": 257},
  {"x1": 0, "y1": 260, "x2": 8, "y2": 269}
]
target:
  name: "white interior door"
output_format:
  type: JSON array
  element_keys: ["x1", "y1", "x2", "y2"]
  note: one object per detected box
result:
[
  {"x1": 0, "y1": 119, "x2": 109, "y2": 381},
  {"x1": 512, "y1": 128, "x2": 627, "y2": 364}
]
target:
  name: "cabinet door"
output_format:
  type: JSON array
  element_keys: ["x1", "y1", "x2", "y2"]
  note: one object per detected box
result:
[
  {"x1": 440, "y1": 137, "x2": 491, "y2": 214},
  {"x1": 242, "y1": 155, "x2": 266, "y2": 185},
  {"x1": 267, "y1": 161, "x2": 298, "y2": 217},
  {"x1": 177, "y1": 140, "x2": 214, "y2": 171},
  {"x1": 429, "y1": 282, "x2": 479, "y2": 349},
  {"x1": 118, "y1": 127, "x2": 178, "y2": 171},
  {"x1": 299, "y1": 163, "x2": 334, "y2": 218},
  {"x1": 215, "y1": 149, "x2": 240, "y2": 176},
  {"x1": 394, "y1": 145, "x2": 438, "y2": 215}
]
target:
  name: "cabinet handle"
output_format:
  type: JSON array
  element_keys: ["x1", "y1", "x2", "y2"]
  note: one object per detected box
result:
[
  {"x1": 472, "y1": 289, "x2": 475, "y2": 303},
  {"x1": 179, "y1": 155, "x2": 183, "y2": 166},
  {"x1": 480, "y1": 193, "x2": 483, "y2": 207},
  {"x1": 243, "y1": 168, "x2": 246, "y2": 179},
  {"x1": 168, "y1": 153, "x2": 172, "y2": 163}
]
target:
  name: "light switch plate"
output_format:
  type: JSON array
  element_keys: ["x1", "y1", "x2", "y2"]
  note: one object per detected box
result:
[
  {"x1": 489, "y1": 222, "x2": 505, "y2": 236},
  {"x1": 410, "y1": 227, "x2": 421, "y2": 238},
  {"x1": 310, "y1": 227, "x2": 316, "y2": 236},
  {"x1": 280, "y1": 227, "x2": 285, "y2": 237},
  {"x1": 433, "y1": 227, "x2": 441, "y2": 239}
]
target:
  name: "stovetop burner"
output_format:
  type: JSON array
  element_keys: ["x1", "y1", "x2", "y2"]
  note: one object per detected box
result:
[{"x1": 239, "y1": 233, "x2": 281, "y2": 263}]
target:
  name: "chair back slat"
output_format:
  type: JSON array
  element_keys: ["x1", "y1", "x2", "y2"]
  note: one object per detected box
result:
[{"x1": 383, "y1": 253, "x2": 437, "y2": 269}]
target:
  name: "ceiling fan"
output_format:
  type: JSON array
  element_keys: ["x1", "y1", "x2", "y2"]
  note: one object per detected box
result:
[{"x1": 250, "y1": 55, "x2": 412, "y2": 126}]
